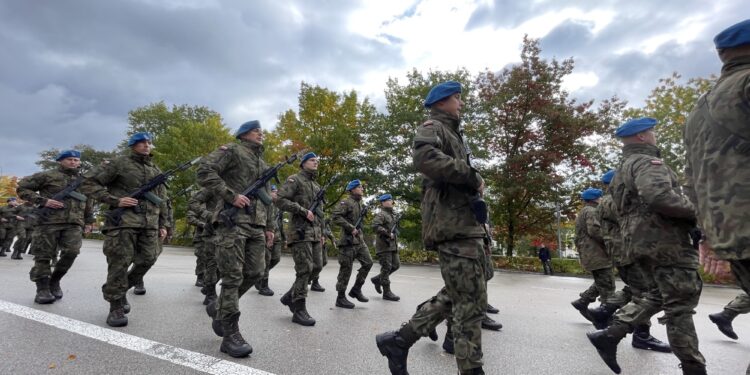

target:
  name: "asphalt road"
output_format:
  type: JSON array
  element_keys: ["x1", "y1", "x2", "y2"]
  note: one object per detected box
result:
[{"x1": 0, "y1": 240, "x2": 748, "y2": 375}]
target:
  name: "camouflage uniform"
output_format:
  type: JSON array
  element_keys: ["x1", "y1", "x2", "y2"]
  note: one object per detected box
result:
[
  {"x1": 332, "y1": 195, "x2": 373, "y2": 293},
  {"x1": 605, "y1": 143, "x2": 705, "y2": 368},
  {"x1": 187, "y1": 191, "x2": 208, "y2": 283},
  {"x1": 276, "y1": 169, "x2": 323, "y2": 302},
  {"x1": 575, "y1": 201, "x2": 616, "y2": 304},
  {"x1": 196, "y1": 140, "x2": 274, "y2": 321},
  {"x1": 684, "y1": 52, "x2": 750, "y2": 339},
  {"x1": 188, "y1": 188, "x2": 221, "y2": 293},
  {"x1": 371, "y1": 206, "x2": 400, "y2": 288},
  {"x1": 0, "y1": 204, "x2": 21, "y2": 255},
  {"x1": 85, "y1": 151, "x2": 169, "y2": 304},
  {"x1": 17, "y1": 166, "x2": 94, "y2": 282},
  {"x1": 401, "y1": 108, "x2": 488, "y2": 373},
  {"x1": 598, "y1": 193, "x2": 633, "y2": 307},
  {"x1": 262, "y1": 205, "x2": 284, "y2": 283},
  {"x1": 11, "y1": 204, "x2": 36, "y2": 257}
]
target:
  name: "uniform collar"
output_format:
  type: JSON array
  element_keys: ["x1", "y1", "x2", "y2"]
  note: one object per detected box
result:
[
  {"x1": 129, "y1": 150, "x2": 153, "y2": 164},
  {"x1": 622, "y1": 143, "x2": 661, "y2": 159},
  {"x1": 429, "y1": 108, "x2": 461, "y2": 132},
  {"x1": 721, "y1": 55, "x2": 750, "y2": 75},
  {"x1": 240, "y1": 140, "x2": 264, "y2": 155},
  {"x1": 301, "y1": 169, "x2": 317, "y2": 180},
  {"x1": 58, "y1": 165, "x2": 80, "y2": 176}
]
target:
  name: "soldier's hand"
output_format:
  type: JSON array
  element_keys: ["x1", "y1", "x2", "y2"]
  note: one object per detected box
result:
[
  {"x1": 16, "y1": 216, "x2": 25, "y2": 221},
  {"x1": 84, "y1": 225, "x2": 93, "y2": 234},
  {"x1": 352, "y1": 228, "x2": 359, "y2": 237},
  {"x1": 44, "y1": 199, "x2": 65, "y2": 209},
  {"x1": 159, "y1": 228, "x2": 167, "y2": 239},
  {"x1": 320, "y1": 237, "x2": 325, "y2": 245},
  {"x1": 0, "y1": 218, "x2": 6, "y2": 222},
  {"x1": 306, "y1": 210, "x2": 315, "y2": 222},
  {"x1": 699, "y1": 241, "x2": 732, "y2": 278},
  {"x1": 265, "y1": 231, "x2": 274, "y2": 247},
  {"x1": 390, "y1": 233, "x2": 395, "y2": 239},
  {"x1": 119, "y1": 197, "x2": 139, "y2": 207},
  {"x1": 478, "y1": 180, "x2": 485, "y2": 196},
  {"x1": 233, "y1": 195, "x2": 251, "y2": 208}
]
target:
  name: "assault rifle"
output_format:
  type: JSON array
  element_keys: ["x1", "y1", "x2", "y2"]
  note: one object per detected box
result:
[
  {"x1": 388, "y1": 212, "x2": 402, "y2": 241},
  {"x1": 219, "y1": 152, "x2": 302, "y2": 228},
  {"x1": 344, "y1": 199, "x2": 374, "y2": 245},
  {"x1": 36, "y1": 175, "x2": 87, "y2": 219},
  {"x1": 295, "y1": 173, "x2": 340, "y2": 240},
  {"x1": 107, "y1": 157, "x2": 201, "y2": 226}
]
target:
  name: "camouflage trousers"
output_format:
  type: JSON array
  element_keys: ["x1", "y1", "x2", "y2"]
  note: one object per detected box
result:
[
  {"x1": 193, "y1": 237, "x2": 205, "y2": 276},
  {"x1": 262, "y1": 240, "x2": 283, "y2": 280},
  {"x1": 311, "y1": 240, "x2": 327, "y2": 281},
  {"x1": 13, "y1": 227, "x2": 33, "y2": 254},
  {"x1": 609, "y1": 261, "x2": 705, "y2": 367},
  {"x1": 579, "y1": 267, "x2": 616, "y2": 304},
  {"x1": 29, "y1": 224, "x2": 82, "y2": 282},
  {"x1": 289, "y1": 241, "x2": 321, "y2": 302},
  {"x1": 406, "y1": 238, "x2": 487, "y2": 372},
  {"x1": 608, "y1": 264, "x2": 635, "y2": 308},
  {"x1": 335, "y1": 243, "x2": 373, "y2": 292},
  {"x1": 101, "y1": 228, "x2": 160, "y2": 302},
  {"x1": 214, "y1": 224, "x2": 266, "y2": 320},
  {"x1": 202, "y1": 237, "x2": 219, "y2": 288},
  {"x1": 0, "y1": 225, "x2": 16, "y2": 251},
  {"x1": 726, "y1": 259, "x2": 750, "y2": 316},
  {"x1": 373, "y1": 251, "x2": 400, "y2": 286}
]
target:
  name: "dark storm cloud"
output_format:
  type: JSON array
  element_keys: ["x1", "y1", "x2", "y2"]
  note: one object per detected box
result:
[{"x1": 0, "y1": 0, "x2": 403, "y2": 176}]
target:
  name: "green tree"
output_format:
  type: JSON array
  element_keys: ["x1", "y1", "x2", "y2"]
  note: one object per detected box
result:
[
  {"x1": 122, "y1": 102, "x2": 221, "y2": 150},
  {"x1": 35, "y1": 144, "x2": 119, "y2": 172},
  {"x1": 624, "y1": 72, "x2": 715, "y2": 175},
  {"x1": 473, "y1": 37, "x2": 624, "y2": 256}
]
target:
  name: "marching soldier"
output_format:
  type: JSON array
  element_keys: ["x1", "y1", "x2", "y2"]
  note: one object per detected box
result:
[{"x1": 370, "y1": 193, "x2": 401, "y2": 301}]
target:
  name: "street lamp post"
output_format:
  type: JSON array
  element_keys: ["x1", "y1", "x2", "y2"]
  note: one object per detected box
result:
[{"x1": 555, "y1": 202, "x2": 563, "y2": 258}]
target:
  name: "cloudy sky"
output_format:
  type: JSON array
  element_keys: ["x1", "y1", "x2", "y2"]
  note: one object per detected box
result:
[{"x1": 0, "y1": 0, "x2": 744, "y2": 177}]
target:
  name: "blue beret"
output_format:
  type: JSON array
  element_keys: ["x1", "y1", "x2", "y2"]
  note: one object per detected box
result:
[
  {"x1": 56, "y1": 149, "x2": 81, "y2": 161},
  {"x1": 714, "y1": 19, "x2": 750, "y2": 49},
  {"x1": 128, "y1": 132, "x2": 153, "y2": 147},
  {"x1": 300, "y1": 152, "x2": 318, "y2": 167},
  {"x1": 581, "y1": 188, "x2": 603, "y2": 201},
  {"x1": 346, "y1": 179, "x2": 361, "y2": 191},
  {"x1": 378, "y1": 194, "x2": 393, "y2": 202},
  {"x1": 7, "y1": 197, "x2": 17, "y2": 202},
  {"x1": 601, "y1": 169, "x2": 615, "y2": 185},
  {"x1": 271, "y1": 184, "x2": 278, "y2": 191},
  {"x1": 235, "y1": 120, "x2": 261, "y2": 138},
  {"x1": 424, "y1": 81, "x2": 462, "y2": 108},
  {"x1": 615, "y1": 117, "x2": 658, "y2": 138}
]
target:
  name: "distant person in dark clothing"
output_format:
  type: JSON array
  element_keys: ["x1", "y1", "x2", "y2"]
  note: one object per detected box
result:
[{"x1": 538, "y1": 244, "x2": 553, "y2": 275}]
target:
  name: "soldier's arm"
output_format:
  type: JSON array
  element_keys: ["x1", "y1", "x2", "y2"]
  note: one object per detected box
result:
[
  {"x1": 371, "y1": 211, "x2": 388, "y2": 236},
  {"x1": 633, "y1": 158, "x2": 696, "y2": 220},
  {"x1": 16, "y1": 173, "x2": 46, "y2": 205},
  {"x1": 332, "y1": 200, "x2": 355, "y2": 233},
  {"x1": 83, "y1": 198, "x2": 96, "y2": 225},
  {"x1": 83, "y1": 160, "x2": 122, "y2": 207},
  {"x1": 412, "y1": 122, "x2": 483, "y2": 190},
  {"x1": 586, "y1": 208, "x2": 605, "y2": 243},
  {"x1": 186, "y1": 191, "x2": 206, "y2": 227},
  {"x1": 682, "y1": 145, "x2": 698, "y2": 207},
  {"x1": 159, "y1": 199, "x2": 171, "y2": 230},
  {"x1": 275, "y1": 177, "x2": 306, "y2": 216},
  {"x1": 196, "y1": 146, "x2": 237, "y2": 205}
]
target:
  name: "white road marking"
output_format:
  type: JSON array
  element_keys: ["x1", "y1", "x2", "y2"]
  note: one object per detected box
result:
[{"x1": 0, "y1": 299, "x2": 273, "y2": 375}]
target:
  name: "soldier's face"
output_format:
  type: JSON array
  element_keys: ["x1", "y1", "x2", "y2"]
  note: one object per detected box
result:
[
  {"x1": 132, "y1": 141, "x2": 152, "y2": 155},
  {"x1": 351, "y1": 185, "x2": 364, "y2": 196},
  {"x1": 271, "y1": 190, "x2": 278, "y2": 201},
  {"x1": 382, "y1": 199, "x2": 394, "y2": 208},
  {"x1": 59, "y1": 157, "x2": 81, "y2": 169},
  {"x1": 638, "y1": 129, "x2": 657, "y2": 146},
  {"x1": 435, "y1": 93, "x2": 463, "y2": 117},
  {"x1": 302, "y1": 157, "x2": 319, "y2": 171},
  {"x1": 242, "y1": 129, "x2": 264, "y2": 144}
]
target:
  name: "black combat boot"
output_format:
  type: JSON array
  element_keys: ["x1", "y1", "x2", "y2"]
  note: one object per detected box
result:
[
  {"x1": 49, "y1": 269, "x2": 66, "y2": 299},
  {"x1": 122, "y1": 296, "x2": 131, "y2": 314},
  {"x1": 631, "y1": 325, "x2": 671, "y2": 352},
  {"x1": 382, "y1": 284, "x2": 400, "y2": 302},
  {"x1": 258, "y1": 279, "x2": 274, "y2": 296},
  {"x1": 206, "y1": 300, "x2": 224, "y2": 337},
  {"x1": 589, "y1": 304, "x2": 618, "y2": 329},
  {"x1": 336, "y1": 291, "x2": 355, "y2": 309},
  {"x1": 486, "y1": 303, "x2": 499, "y2": 314},
  {"x1": 708, "y1": 309, "x2": 739, "y2": 340},
  {"x1": 0, "y1": 248, "x2": 7, "y2": 257},
  {"x1": 310, "y1": 278, "x2": 325, "y2": 292},
  {"x1": 428, "y1": 328, "x2": 438, "y2": 341},
  {"x1": 280, "y1": 289, "x2": 294, "y2": 313},
  {"x1": 481, "y1": 315, "x2": 503, "y2": 331},
  {"x1": 571, "y1": 298, "x2": 594, "y2": 322},
  {"x1": 679, "y1": 362, "x2": 707, "y2": 375},
  {"x1": 195, "y1": 274, "x2": 204, "y2": 288},
  {"x1": 34, "y1": 277, "x2": 56, "y2": 304},
  {"x1": 376, "y1": 324, "x2": 420, "y2": 375},
  {"x1": 219, "y1": 312, "x2": 252, "y2": 358},
  {"x1": 348, "y1": 282, "x2": 369, "y2": 302},
  {"x1": 133, "y1": 282, "x2": 146, "y2": 295},
  {"x1": 586, "y1": 329, "x2": 624, "y2": 374},
  {"x1": 203, "y1": 285, "x2": 217, "y2": 306},
  {"x1": 10, "y1": 248, "x2": 22, "y2": 259},
  {"x1": 442, "y1": 328, "x2": 454, "y2": 354},
  {"x1": 371, "y1": 276, "x2": 382, "y2": 294},
  {"x1": 291, "y1": 299, "x2": 316, "y2": 326},
  {"x1": 106, "y1": 300, "x2": 128, "y2": 327},
  {"x1": 462, "y1": 368, "x2": 485, "y2": 375}
]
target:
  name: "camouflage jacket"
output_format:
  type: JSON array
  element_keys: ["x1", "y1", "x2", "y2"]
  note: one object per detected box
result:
[
  {"x1": 196, "y1": 140, "x2": 274, "y2": 230},
  {"x1": 84, "y1": 151, "x2": 168, "y2": 231},
  {"x1": 187, "y1": 188, "x2": 219, "y2": 238},
  {"x1": 17, "y1": 166, "x2": 94, "y2": 227},
  {"x1": 597, "y1": 193, "x2": 629, "y2": 266},
  {"x1": 575, "y1": 202, "x2": 611, "y2": 271},
  {"x1": 14, "y1": 204, "x2": 37, "y2": 229},
  {"x1": 684, "y1": 55, "x2": 750, "y2": 260},
  {"x1": 276, "y1": 170, "x2": 322, "y2": 243},
  {"x1": 611, "y1": 143, "x2": 698, "y2": 269},
  {"x1": 413, "y1": 108, "x2": 485, "y2": 256},
  {"x1": 372, "y1": 207, "x2": 398, "y2": 253},
  {"x1": 0, "y1": 205, "x2": 21, "y2": 229},
  {"x1": 271, "y1": 205, "x2": 284, "y2": 244},
  {"x1": 332, "y1": 195, "x2": 366, "y2": 247}
]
